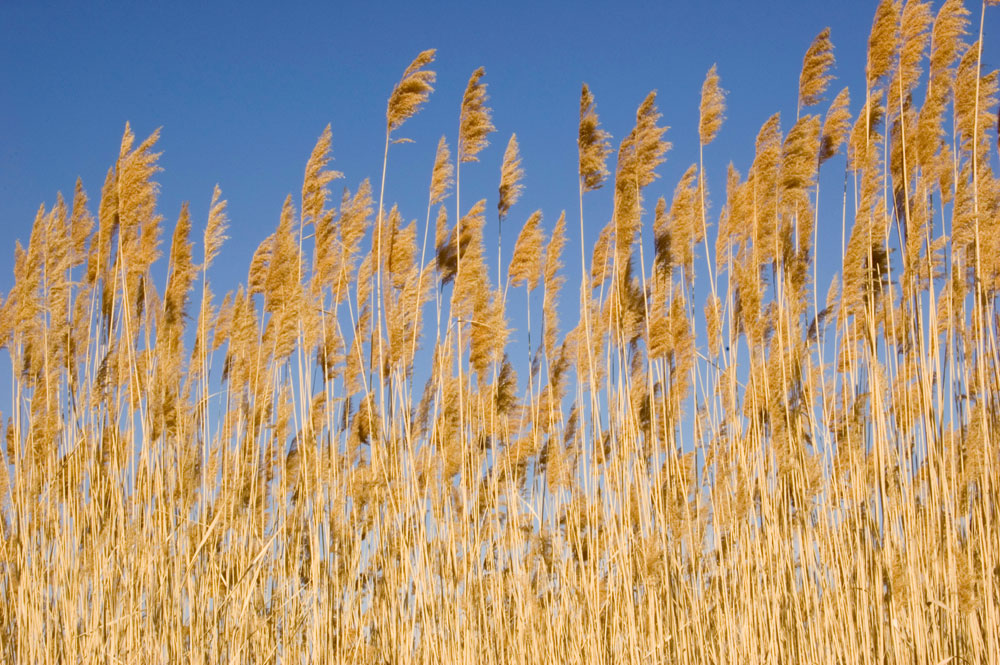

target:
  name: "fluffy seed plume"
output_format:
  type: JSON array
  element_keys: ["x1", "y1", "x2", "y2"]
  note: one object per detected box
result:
[
  {"x1": 301, "y1": 125, "x2": 342, "y2": 231},
  {"x1": 798, "y1": 28, "x2": 836, "y2": 110},
  {"x1": 203, "y1": 185, "x2": 229, "y2": 270},
  {"x1": 668, "y1": 164, "x2": 700, "y2": 281},
  {"x1": 614, "y1": 92, "x2": 671, "y2": 261},
  {"x1": 700, "y1": 64, "x2": 726, "y2": 145},
  {"x1": 434, "y1": 205, "x2": 449, "y2": 258},
  {"x1": 542, "y1": 212, "x2": 567, "y2": 359},
  {"x1": 115, "y1": 123, "x2": 163, "y2": 240},
  {"x1": 590, "y1": 221, "x2": 613, "y2": 289},
  {"x1": 929, "y1": 0, "x2": 970, "y2": 83},
  {"x1": 458, "y1": 67, "x2": 495, "y2": 163},
  {"x1": 544, "y1": 211, "x2": 567, "y2": 290},
  {"x1": 69, "y1": 178, "x2": 94, "y2": 262},
  {"x1": 820, "y1": 87, "x2": 852, "y2": 163},
  {"x1": 896, "y1": 0, "x2": 933, "y2": 97},
  {"x1": 848, "y1": 90, "x2": 885, "y2": 170},
  {"x1": 429, "y1": 136, "x2": 454, "y2": 206},
  {"x1": 164, "y1": 203, "x2": 196, "y2": 332},
  {"x1": 578, "y1": 84, "x2": 612, "y2": 192},
  {"x1": 617, "y1": 92, "x2": 671, "y2": 193},
  {"x1": 386, "y1": 49, "x2": 437, "y2": 133},
  {"x1": 508, "y1": 210, "x2": 544, "y2": 291},
  {"x1": 867, "y1": 0, "x2": 901, "y2": 86},
  {"x1": 498, "y1": 134, "x2": 524, "y2": 221}
]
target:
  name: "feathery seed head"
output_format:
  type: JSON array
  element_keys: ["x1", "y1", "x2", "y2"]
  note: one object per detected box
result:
[
  {"x1": 894, "y1": 0, "x2": 933, "y2": 99},
  {"x1": 820, "y1": 87, "x2": 852, "y2": 163},
  {"x1": 301, "y1": 126, "x2": 343, "y2": 232},
  {"x1": 69, "y1": 178, "x2": 94, "y2": 263},
  {"x1": 930, "y1": 0, "x2": 970, "y2": 84},
  {"x1": 700, "y1": 64, "x2": 727, "y2": 146},
  {"x1": 203, "y1": 185, "x2": 229, "y2": 270},
  {"x1": 459, "y1": 67, "x2": 495, "y2": 163},
  {"x1": 508, "y1": 210, "x2": 544, "y2": 290},
  {"x1": 867, "y1": 0, "x2": 901, "y2": 86},
  {"x1": 429, "y1": 136, "x2": 454, "y2": 206},
  {"x1": 498, "y1": 134, "x2": 524, "y2": 221},
  {"x1": 387, "y1": 49, "x2": 437, "y2": 133},
  {"x1": 799, "y1": 28, "x2": 836, "y2": 110},
  {"x1": 579, "y1": 84, "x2": 612, "y2": 191},
  {"x1": 164, "y1": 203, "x2": 195, "y2": 332}
]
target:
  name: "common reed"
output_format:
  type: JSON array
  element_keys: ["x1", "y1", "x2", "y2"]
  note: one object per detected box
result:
[{"x1": 2, "y1": 1, "x2": 999, "y2": 663}]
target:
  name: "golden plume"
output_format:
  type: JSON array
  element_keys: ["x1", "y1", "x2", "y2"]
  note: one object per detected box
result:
[
  {"x1": 700, "y1": 64, "x2": 726, "y2": 145},
  {"x1": 301, "y1": 125, "x2": 342, "y2": 232},
  {"x1": 954, "y1": 41, "x2": 998, "y2": 158},
  {"x1": 508, "y1": 210, "x2": 544, "y2": 291},
  {"x1": 68, "y1": 178, "x2": 94, "y2": 267},
  {"x1": 386, "y1": 49, "x2": 436, "y2": 134},
  {"x1": 798, "y1": 28, "x2": 835, "y2": 110},
  {"x1": 578, "y1": 84, "x2": 612, "y2": 192},
  {"x1": 386, "y1": 209, "x2": 417, "y2": 291},
  {"x1": 929, "y1": 0, "x2": 970, "y2": 83},
  {"x1": 867, "y1": 0, "x2": 901, "y2": 86},
  {"x1": 429, "y1": 136, "x2": 454, "y2": 206},
  {"x1": 614, "y1": 92, "x2": 670, "y2": 263},
  {"x1": 714, "y1": 162, "x2": 743, "y2": 275},
  {"x1": 115, "y1": 123, "x2": 162, "y2": 240},
  {"x1": 847, "y1": 90, "x2": 885, "y2": 171},
  {"x1": 434, "y1": 204, "x2": 449, "y2": 262},
  {"x1": 917, "y1": 0, "x2": 969, "y2": 166},
  {"x1": 895, "y1": 0, "x2": 933, "y2": 98},
  {"x1": 653, "y1": 196, "x2": 671, "y2": 280},
  {"x1": 203, "y1": 185, "x2": 229, "y2": 271},
  {"x1": 444, "y1": 200, "x2": 487, "y2": 314},
  {"x1": 590, "y1": 221, "x2": 614, "y2": 290},
  {"x1": 334, "y1": 180, "x2": 373, "y2": 302},
  {"x1": 820, "y1": 87, "x2": 852, "y2": 164},
  {"x1": 86, "y1": 167, "x2": 116, "y2": 290},
  {"x1": 780, "y1": 115, "x2": 821, "y2": 207},
  {"x1": 667, "y1": 164, "x2": 700, "y2": 284},
  {"x1": 498, "y1": 133, "x2": 524, "y2": 221},
  {"x1": 618, "y1": 92, "x2": 670, "y2": 192},
  {"x1": 458, "y1": 67, "x2": 495, "y2": 163},
  {"x1": 163, "y1": 203, "x2": 196, "y2": 335},
  {"x1": 542, "y1": 212, "x2": 567, "y2": 361}
]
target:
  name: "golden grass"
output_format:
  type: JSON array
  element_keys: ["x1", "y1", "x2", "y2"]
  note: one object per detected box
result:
[{"x1": 1, "y1": 1, "x2": 1000, "y2": 662}]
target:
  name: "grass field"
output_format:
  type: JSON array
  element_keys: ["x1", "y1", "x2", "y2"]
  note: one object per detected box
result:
[{"x1": 1, "y1": 0, "x2": 999, "y2": 662}]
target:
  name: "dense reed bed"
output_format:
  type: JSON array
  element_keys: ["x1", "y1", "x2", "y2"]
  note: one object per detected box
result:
[{"x1": 2, "y1": 0, "x2": 999, "y2": 662}]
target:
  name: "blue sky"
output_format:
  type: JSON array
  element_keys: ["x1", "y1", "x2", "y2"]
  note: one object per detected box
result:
[
  {"x1": 1, "y1": 1, "x2": 899, "y2": 273},
  {"x1": 1, "y1": 1, "x2": 997, "y2": 387}
]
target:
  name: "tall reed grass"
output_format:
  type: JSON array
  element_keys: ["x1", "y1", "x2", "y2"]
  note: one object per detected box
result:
[{"x1": 1, "y1": 1, "x2": 999, "y2": 662}]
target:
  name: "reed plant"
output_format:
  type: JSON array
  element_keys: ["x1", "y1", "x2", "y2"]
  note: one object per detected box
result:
[{"x1": 1, "y1": 1, "x2": 999, "y2": 662}]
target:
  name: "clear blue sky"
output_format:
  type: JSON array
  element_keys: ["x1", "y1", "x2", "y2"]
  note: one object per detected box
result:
[{"x1": 1, "y1": 1, "x2": 997, "y2": 375}]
